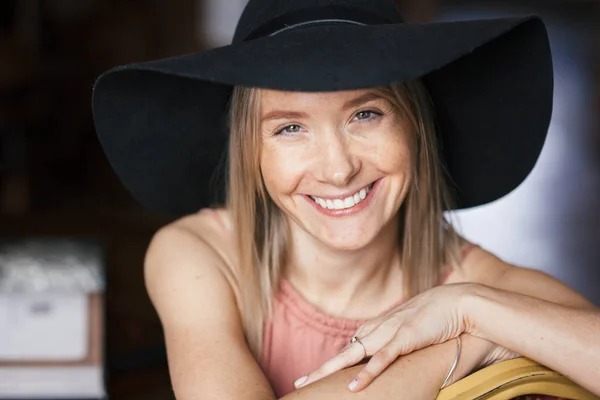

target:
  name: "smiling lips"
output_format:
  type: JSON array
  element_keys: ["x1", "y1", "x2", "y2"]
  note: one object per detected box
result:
[{"x1": 309, "y1": 183, "x2": 374, "y2": 211}]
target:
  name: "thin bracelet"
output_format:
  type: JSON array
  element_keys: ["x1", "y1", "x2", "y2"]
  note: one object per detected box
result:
[{"x1": 440, "y1": 336, "x2": 462, "y2": 390}]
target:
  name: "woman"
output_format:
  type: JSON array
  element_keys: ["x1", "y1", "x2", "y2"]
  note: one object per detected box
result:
[{"x1": 91, "y1": 0, "x2": 600, "y2": 399}]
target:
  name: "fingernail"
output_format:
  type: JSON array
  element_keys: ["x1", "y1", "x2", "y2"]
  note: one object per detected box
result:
[
  {"x1": 294, "y1": 376, "x2": 308, "y2": 388},
  {"x1": 348, "y1": 379, "x2": 359, "y2": 391}
]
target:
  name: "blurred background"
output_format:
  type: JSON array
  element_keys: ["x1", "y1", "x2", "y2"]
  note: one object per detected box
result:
[{"x1": 0, "y1": 0, "x2": 597, "y2": 399}]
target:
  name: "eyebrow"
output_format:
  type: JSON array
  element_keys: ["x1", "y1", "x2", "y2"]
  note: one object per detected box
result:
[
  {"x1": 341, "y1": 92, "x2": 384, "y2": 110},
  {"x1": 261, "y1": 92, "x2": 384, "y2": 123},
  {"x1": 261, "y1": 110, "x2": 308, "y2": 123}
]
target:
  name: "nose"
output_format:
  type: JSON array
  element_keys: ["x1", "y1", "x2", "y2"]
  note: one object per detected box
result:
[{"x1": 316, "y1": 130, "x2": 360, "y2": 187}]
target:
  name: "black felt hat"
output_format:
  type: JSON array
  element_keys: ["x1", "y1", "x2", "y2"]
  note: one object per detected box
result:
[{"x1": 91, "y1": 0, "x2": 554, "y2": 215}]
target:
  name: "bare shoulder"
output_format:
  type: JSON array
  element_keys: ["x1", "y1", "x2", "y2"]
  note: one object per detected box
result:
[
  {"x1": 144, "y1": 209, "x2": 274, "y2": 399},
  {"x1": 447, "y1": 242, "x2": 509, "y2": 284},
  {"x1": 144, "y1": 209, "x2": 238, "y2": 307},
  {"x1": 450, "y1": 241, "x2": 593, "y2": 309}
]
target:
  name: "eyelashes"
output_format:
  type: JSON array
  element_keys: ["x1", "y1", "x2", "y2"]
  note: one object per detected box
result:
[
  {"x1": 273, "y1": 109, "x2": 384, "y2": 137},
  {"x1": 276, "y1": 124, "x2": 303, "y2": 136},
  {"x1": 354, "y1": 110, "x2": 383, "y2": 122}
]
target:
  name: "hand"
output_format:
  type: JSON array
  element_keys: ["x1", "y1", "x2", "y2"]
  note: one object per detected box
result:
[{"x1": 295, "y1": 283, "x2": 514, "y2": 392}]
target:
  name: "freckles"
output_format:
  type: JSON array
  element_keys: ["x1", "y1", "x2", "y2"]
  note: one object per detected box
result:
[
  {"x1": 261, "y1": 143, "x2": 304, "y2": 194},
  {"x1": 371, "y1": 137, "x2": 412, "y2": 172},
  {"x1": 390, "y1": 130, "x2": 415, "y2": 169},
  {"x1": 362, "y1": 118, "x2": 414, "y2": 172},
  {"x1": 260, "y1": 145, "x2": 282, "y2": 190}
]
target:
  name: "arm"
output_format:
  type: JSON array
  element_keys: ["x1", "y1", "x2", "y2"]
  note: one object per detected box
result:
[
  {"x1": 145, "y1": 218, "x2": 275, "y2": 400},
  {"x1": 459, "y1": 246, "x2": 599, "y2": 394},
  {"x1": 467, "y1": 284, "x2": 600, "y2": 396},
  {"x1": 282, "y1": 334, "x2": 490, "y2": 400},
  {"x1": 462, "y1": 247, "x2": 600, "y2": 395}
]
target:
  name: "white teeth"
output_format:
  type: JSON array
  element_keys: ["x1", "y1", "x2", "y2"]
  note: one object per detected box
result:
[
  {"x1": 311, "y1": 184, "x2": 372, "y2": 210},
  {"x1": 344, "y1": 197, "x2": 355, "y2": 208}
]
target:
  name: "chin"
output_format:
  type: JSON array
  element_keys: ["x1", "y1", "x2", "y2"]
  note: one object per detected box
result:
[{"x1": 318, "y1": 230, "x2": 379, "y2": 252}]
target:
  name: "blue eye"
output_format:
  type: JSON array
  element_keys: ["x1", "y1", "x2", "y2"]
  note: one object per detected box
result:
[
  {"x1": 354, "y1": 110, "x2": 382, "y2": 122},
  {"x1": 276, "y1": 124, "x2": 302, "y2": 136}
]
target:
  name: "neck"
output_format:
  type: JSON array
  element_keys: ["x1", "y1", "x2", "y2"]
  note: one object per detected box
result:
[{"x1": 284, "y1": 215, "x2": 404, "y2": 320}]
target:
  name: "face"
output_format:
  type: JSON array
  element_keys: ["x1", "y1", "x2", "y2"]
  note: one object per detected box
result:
[{"x1": 259, "y1": 88, "x2": 415, "y2": 251}]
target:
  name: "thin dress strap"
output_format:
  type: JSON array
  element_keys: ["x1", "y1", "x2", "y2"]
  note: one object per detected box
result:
[
  {"x1": 438, "y1": 243, "x2": 479, "y2": 285},
  {"x1": 201, "y1": 208, "x2": 230, "y2": 237},
  {"x1": 461, "y1": 243, "x2": 478, "y2": 259}
]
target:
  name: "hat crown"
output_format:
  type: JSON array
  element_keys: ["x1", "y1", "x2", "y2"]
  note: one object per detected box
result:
[{"x1": 232, "y1": 0, "x2": 404, "y2": 44}]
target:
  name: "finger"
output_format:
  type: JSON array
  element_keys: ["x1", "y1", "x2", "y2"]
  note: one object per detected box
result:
[
  {"x1": 348, "y1": 344, "x2": 398, "y2": 392},
  {"x1": 294, "y1": 340, "x2": 366, "y2": 388},
  {"x1": 348, "y1": 325, "x2": 420, "y2": 392},
  {"x1": 353, "y1": 316, "x2": 387, "y2": 338}
]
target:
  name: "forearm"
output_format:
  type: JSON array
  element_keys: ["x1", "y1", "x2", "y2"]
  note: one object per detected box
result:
[
  {"x1": 280, "y1": 334, "x2": 491, "y2": 400},
  {"x1": 467, "y1": 284, "x2": 600, "y2": 395}
]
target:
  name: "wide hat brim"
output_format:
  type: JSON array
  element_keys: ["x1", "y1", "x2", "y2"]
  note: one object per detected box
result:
[{"x1": 92, "y1": 16, "x2": 553, "y2": 215}]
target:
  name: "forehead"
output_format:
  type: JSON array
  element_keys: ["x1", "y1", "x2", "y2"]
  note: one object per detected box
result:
[{"x1": 259, "y1": 88, "x2": 385, "y2": 112}]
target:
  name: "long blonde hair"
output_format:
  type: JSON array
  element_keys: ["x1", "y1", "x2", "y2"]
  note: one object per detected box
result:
[{"x1": 226, "y1": 81, "x2": 462, "y2": 360}]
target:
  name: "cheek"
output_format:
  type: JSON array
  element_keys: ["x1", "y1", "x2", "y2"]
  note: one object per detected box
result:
[
  {"x1": 260, "y1": 142, "x2": 304, "y2": 197},
  {"x1": 367, "y1": 129, "x2": 414, "y2": 175}
]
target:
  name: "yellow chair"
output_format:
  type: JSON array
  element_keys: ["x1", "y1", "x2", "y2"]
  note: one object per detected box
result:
[{"x1": 437, "y1": 358, "x2": 599, "y2": 400}]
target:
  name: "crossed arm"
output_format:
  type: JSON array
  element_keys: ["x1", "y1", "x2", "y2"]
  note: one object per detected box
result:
[
  {"x1": 468, "y1": 285, "x2": 600, "y2": 395},
  {"x1": 295, "y1": 248, "x2": 598, "y2": 397},
  {"x1": 288, "y1": 286, "x2": 598, "y2": 399},
  {"x1": 145, "y1": 220, "x2": 599, "y2": 400},
  {"x1": 282, "y1": 334, "x2": 498, "y2": 399}
]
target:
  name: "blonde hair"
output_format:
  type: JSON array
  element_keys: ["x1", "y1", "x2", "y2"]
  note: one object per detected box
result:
[{"x1": 226, "y1": 81, "x2": 462, "y2": 360}]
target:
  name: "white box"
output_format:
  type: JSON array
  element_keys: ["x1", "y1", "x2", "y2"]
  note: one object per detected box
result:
[
  {"x1": 0, "y1": 293, "x2": 88, "y2": 361},
  {"x1": 0, "y1": 366, "x2": 105, "y2": 399}
]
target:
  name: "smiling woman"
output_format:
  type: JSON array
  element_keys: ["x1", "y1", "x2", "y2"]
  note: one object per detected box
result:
[
  {"x1": 90, "y1": 0, "x2": 600, "y2": 399},
  {"x1": 228, "y1": 82, "x2": 462, "y2": 360}
]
